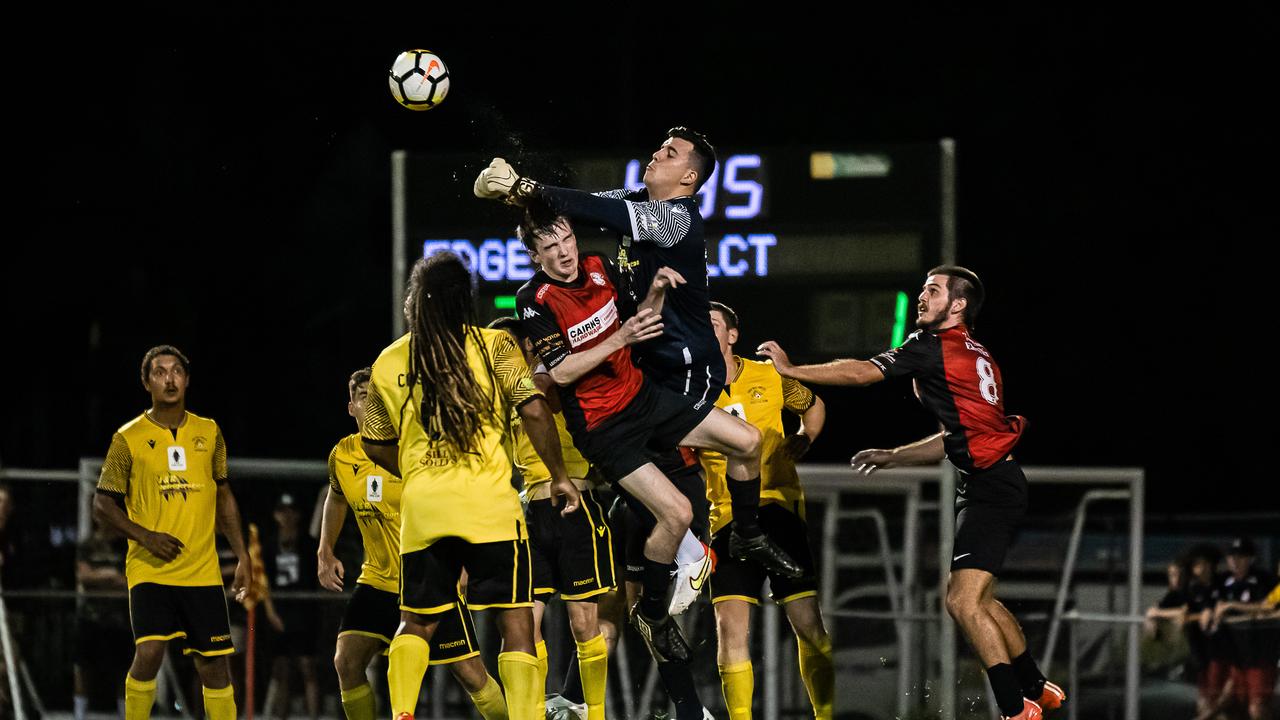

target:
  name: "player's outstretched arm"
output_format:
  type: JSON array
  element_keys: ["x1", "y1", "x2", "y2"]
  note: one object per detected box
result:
[
  {"x1": 316, "y1": 487, "x2": 348, "y2": 592},
  {"x1": 851, "y1": 432, "x2": 946, "y2": 475},
  {"x1": 518, "y1": 397, "x2": 581, "y2": 516},
  {"x1": 215, "y1": 483, "x2": 251, "y2": 602},
  {"x1": 757, "y1": 341, "x2": 885, "y2": 386},
  {"x1": 545, "y1": 309, "x2": 664, "y2": 386},
  {"x1": 783, "y1": 394, "x2": 826, "y2": 461}
]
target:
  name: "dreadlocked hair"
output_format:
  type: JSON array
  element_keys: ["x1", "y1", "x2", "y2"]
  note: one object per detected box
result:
[{"x1": 404, "y1": 252, "x2": 499, "y2": 456}]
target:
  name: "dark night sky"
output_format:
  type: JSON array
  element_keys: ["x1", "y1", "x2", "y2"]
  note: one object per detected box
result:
[{"x1": 7, "y1": 12, "x2": 1268, "y2": 511}]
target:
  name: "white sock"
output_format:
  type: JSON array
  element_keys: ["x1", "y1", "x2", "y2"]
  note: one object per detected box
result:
[
  {"x1": 74, "y1": 695, "x2": 88, "y2": 720},
  {"x1": 675, "y1": 531, "x2": 706, "y2": 565}
]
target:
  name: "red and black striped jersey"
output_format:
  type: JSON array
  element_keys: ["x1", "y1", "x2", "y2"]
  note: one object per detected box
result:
[
  {"x1": 516, "y1": 253, "x2": 643, "y2": 431},
  {"x1": 869, "y1": 325, "x2": 1026, "y2": 473}
]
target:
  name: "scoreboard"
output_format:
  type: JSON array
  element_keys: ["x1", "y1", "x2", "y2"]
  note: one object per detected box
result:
[{"x1": 394, "y1": 141, "x2": 952, "y2": 356}]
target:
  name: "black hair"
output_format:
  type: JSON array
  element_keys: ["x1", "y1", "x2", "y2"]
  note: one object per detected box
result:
[
  {"x1": 140, "y1": 345, "x2": 190, "y2": 385},
  {"x1": 404, "y1": 252, "x2": 497, "y2": 455},
  {"x1": 516, "y1": 199, "x2": 570, "y2": 253},
  {"x1": 928, "y1": 265, "x2": 985, "y2": 327},
  {"x1": 667, "y1": 126, "x2": 717, "y2": 191}
]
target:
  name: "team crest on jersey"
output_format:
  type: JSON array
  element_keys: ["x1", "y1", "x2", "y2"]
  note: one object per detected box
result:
[
  {"x1": 749, "y1": 386, "x2": 767, "y2": 402},
  {"x1": 366, "y1": 475, "x2": 384, "y2": 502},
  {"x1": 193, "y1": 436, "x2": 208, "y2": 451},
  {"x1": 167, "y1": 446, "x2": 187, "y2": 471},
  {"x1": 590, "y1": 272, "x2": 606, "y2": 286}
]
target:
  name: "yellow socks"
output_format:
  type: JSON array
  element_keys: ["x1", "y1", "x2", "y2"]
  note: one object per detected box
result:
[
  {"x1": 201, "y1": 684, "x2": 236, "y2": 720},
  {"x1": 124, "y1": 674, "x2": 157, "y2": 720},
  {"x1": 340, "y1": 684, "x2": 376, "y2": 720},
  {"x1": 468, "y1": 673, "x2": 509, "y2": 720},
  {"x1": 576, "y1": 634, "x2": 609, "y2": 720},
  {"x1": 535, "y1": 639, "x2": 549, "y2": 692},
  {"x1": 388, "y1": 633, "x2": 432, "y2": 715},
  {"x1": 719, "y1": 661, "x2": 754, "y2": 720},
  {"x1": 498, "y1": 651, "x2": 542, "y2": 720},
  {"x1": 797, "y1": 635, "x2": 834, "y2": 720}
]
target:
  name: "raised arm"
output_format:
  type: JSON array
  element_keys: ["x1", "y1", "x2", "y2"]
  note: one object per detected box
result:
[
  {"x1": 757, "y1": 341, "x2": 886, "y2": 387},
  {"x1": 850, "y1": 432, "x2": 947, "y2": 475}
]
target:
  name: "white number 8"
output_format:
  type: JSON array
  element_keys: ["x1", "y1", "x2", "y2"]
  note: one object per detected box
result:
[{"x1": 976, "y1": 358, "x2": 999, "y2": 405}]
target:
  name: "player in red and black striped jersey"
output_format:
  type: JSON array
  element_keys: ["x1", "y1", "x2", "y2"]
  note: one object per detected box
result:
[
  {"x1": 758, "y1": 266, "x2": 1060, "y2": 720},
  {"x1": 514, "y1": 212, "x2": 800, "y2": 670}
]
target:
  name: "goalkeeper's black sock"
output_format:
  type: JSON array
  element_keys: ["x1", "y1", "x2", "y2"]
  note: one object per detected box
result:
[{"x1": 727, "y1": 475, "x2": 764, "y2": 537}]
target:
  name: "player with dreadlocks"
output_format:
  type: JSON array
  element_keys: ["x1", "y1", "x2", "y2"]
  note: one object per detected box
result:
[{"x1": 361, "y1": 251, "x2": 581, "y2": 720}]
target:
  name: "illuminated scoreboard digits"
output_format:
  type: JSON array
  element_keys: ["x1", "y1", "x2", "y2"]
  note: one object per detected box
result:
[{"x1": 624, "y1": 153, "x2": 766, "y2": 221}]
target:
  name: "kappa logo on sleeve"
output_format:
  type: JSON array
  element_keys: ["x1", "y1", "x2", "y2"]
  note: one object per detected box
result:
[{"x1": 522, "y1": 306, "x2": 540, "y2": 319}]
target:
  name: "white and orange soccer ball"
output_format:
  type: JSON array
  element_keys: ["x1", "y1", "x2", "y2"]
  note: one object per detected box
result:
[{"x1": 388, "y1": 50, "x2": 450, "y2": 111}]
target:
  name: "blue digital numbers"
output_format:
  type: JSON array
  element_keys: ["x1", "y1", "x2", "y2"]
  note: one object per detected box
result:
[{"x1": 623, "y1": 153, "x2": 763, "y2": 221}]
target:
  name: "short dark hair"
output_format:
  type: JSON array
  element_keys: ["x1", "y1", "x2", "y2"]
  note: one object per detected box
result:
[
  {"x1": 710, "y1": 301, "x2": 739, "y2": 331},
  {"x1": 487, "y1": 316, "x2": 527, "y2": 341},
  {"x1": 928, "y1": 265, "x2": 985, "y2": 327},
  {"x1": 348, "y1": 367, "x2": 371, "y2": 398},
  {"x1": 667, "y1": 126, "x2": 717, "y2": 191},
  {"x1": 140, "y1": 345, "x2": 190, "y2": 384},
  {"x1": 516, "y1": 200, "x2": 569, "y2": 253}
]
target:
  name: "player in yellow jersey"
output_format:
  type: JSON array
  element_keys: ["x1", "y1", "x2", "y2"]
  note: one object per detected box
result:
[
  {"x1": 360, "y1": 252, "x2": 581, "y2": 720},
  {"x1": 318, "y1": 367, "x2": 508, "y2": 720},
  {"x1": 489, "y1": 317, "x2": 615, "y2": 720},
  {"x1": 92, "y1": 345, "x2": 248, "y2": 720},
  {"x1": 699, "y1": 304, "x2": 834, "y2": 720}
]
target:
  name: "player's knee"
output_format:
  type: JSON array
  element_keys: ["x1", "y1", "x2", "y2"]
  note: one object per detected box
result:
[
  {"x1": 665, "y1": 495, "x2": 693, "y2": 534},
  {"x1": 130, "y1": 643, "x2": 166, "y2": 680},
  {"x1": 732, "y1": 424, "x2": 762, "y2": 460},
  {"x1": 566, "y1": 604, "x2": 599, "y2": 641},
  {"x1": 450, "y1": 657, "x2": 490, "y2": 694},
  {"x1": 944, "y1": 587, "x2": 978, "y2": 621},
  {"x1": 333, "y1": 646, "x2": 366, "y2": 686}
]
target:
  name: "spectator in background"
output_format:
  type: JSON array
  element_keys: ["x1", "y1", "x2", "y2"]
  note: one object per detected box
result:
[
  {"x1": 1182, "y1": 548, "x2": 1222, "y2": 717},
  {"x1": 1143, "y1": 559, "x2": 1192, "y2": 676},
  {"x1": 1209, "y1": 538, "x2": 1278, "y2": 720},
  {"x1": 263, "y1": 493, "x2": 320, "y2": 720},
  {"x1": 74, "y1": 522, "x2": 132, "y2": 720}
]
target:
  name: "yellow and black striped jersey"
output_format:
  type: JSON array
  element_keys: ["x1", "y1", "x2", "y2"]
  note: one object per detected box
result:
[
  {"x1": 511, "y1": 406, "x2": 590, "y2": 491},
  {"x1": 96, "y1": 411, "x2": 227, "y2": 588},
  {"x1": 363, "y1": 329, "x2": 539, "y2": 552},
  {"x1": 702, "y1": 358, "x2": 816, "y2": 534},
  {"x1": 328, "y1": 433, "x2": 402, "y2": 594}
]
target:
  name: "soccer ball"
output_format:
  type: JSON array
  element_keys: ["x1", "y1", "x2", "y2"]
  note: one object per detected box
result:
[{"x1": 388, "y1": 50, "x2": 450, "y2": 111}]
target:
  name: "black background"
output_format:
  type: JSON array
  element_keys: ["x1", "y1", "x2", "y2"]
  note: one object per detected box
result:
[{"x1": 7, "y1": 11, "x2": 1267, "y2": 511}]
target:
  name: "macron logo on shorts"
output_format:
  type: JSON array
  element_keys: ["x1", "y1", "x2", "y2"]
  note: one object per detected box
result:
[{"x1": 567, "y1": 300, "x2": 618, "y2": 348}]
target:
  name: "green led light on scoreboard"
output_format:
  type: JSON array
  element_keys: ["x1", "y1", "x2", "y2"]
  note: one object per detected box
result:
[
  {"x1": 891, "y1": 291, "x2": 909, "y2": 347},
  {"x1": 494, "y1": 295, "x2": 517, "y2": 311}
]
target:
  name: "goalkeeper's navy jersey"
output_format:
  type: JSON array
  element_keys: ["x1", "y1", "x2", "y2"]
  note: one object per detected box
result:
[
  {"x1": 537, "y1": 185, "x2": 724, "y2": 407},
  {"x1": 868, "y1": 325, "x2": 1026, "y2": 473}
]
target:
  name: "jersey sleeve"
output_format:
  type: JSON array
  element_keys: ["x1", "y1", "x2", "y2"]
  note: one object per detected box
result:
[
  {"x1": 593, "y1": 188, "x2": 630, "y2": 200},
  {"x1": 362, "y1": 380, "x2": 399, "y2": 445},
  {"x1": 517, "y1": 285, "x2": 572, "y2": 370},
  {"x1": 539, "y1": 185, "x2": 691, "y2": 248},
  {"x1": 781, "y1": 377, "x2": 817, "y2": 414},
  {"x1": 492, "y1": 330, "x2": 542, "y2": 409},
  {"x1": 868, "y1": 330, "x2": 936, "y2": 379},
  {"x1": 213, "y1": 426, "x2": 229, "y2": 484},
  {"x1": 96, "y1": 432, "x2": 132, "y2": 497},
  {"x1": 327, "y1": 445, "x2": 343, "y2": 495}
]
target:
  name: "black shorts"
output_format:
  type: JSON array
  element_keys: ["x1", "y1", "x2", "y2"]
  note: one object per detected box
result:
[
  {"x1": 402, "y1": 537, "x2": 533, "y2": 615},
  {"x1": 615, "y1": 459, "x2": 711, "y2": 581},
  {"x1": 529, "y1": 490, "x2": 617, "y2": 601},
  {"x1": 339, "y1": 584, "x2": 480, "y2": 665},
  {"x1": 639, "y1": 357, "x2": 724, "y2": 408},
  {"x1": 129, "y1": 583, "x2": 235, "y2": 657},
  {"x1": 710, "y1": 503, "x2": 818, "y2": 605},
  {"x1": 571, "y1": 379, "x2": 714, "y2": 484},
  {"x1": 952, "y1": 458, "x2": 1028, "y2": 575}
]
